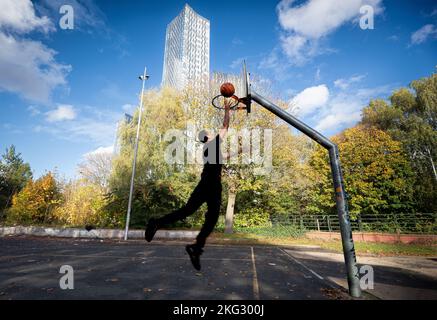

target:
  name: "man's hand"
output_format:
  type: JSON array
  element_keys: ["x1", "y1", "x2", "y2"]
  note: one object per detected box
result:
[{"x1": 224, "y1": 97, "x2": 232, "y2": 110}]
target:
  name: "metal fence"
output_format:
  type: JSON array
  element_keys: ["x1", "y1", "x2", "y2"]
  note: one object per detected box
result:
[{"x1": 271, "y1": 213, "x2": 437, "y2": 234}]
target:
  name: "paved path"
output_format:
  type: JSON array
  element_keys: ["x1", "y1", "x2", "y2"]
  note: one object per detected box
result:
[{"x1": 283, "y1": 247, "x2": 437, "y2": 300}]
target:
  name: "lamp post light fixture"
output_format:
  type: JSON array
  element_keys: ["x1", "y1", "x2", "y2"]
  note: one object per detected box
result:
[{"x1": 124, "y1": 66, "x2": 150, "y2": 241}]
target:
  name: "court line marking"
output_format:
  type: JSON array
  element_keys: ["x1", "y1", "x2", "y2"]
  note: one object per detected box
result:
[
  {"x1": 278, "y1": 248, "x2": 324, "y2": 280},
  {"x1": 250, "y1": 247, "x2": 260, "y2": 300}
]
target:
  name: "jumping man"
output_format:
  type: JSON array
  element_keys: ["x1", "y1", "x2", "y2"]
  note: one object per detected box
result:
[{"x1": 145, "y1": 101, "x2": 233, "y2": 270}]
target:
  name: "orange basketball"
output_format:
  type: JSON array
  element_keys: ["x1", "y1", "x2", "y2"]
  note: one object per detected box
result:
[{"x1": 220, "y1": 82, "x2": 235, "y2": 98}]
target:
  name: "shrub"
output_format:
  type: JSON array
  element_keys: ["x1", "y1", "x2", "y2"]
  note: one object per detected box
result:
[
  {"x1": 236, "y1": 225, "x2": 305, "y2": 238},
  {"x1": 234, "y1": 208, "x2": 272, "y2": 228},
  {"x1": 53, "y1": 181, "x2": 107, "y2": 227}
]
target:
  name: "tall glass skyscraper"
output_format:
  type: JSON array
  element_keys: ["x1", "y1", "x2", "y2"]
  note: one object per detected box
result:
[{"x1": 162, "y1": 4, "x2": 210, "y2": 90}]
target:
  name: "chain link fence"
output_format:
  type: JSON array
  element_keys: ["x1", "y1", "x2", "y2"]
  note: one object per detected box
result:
[{"x1": 271, "y1": 213, "x2": 437, "y2": 234}]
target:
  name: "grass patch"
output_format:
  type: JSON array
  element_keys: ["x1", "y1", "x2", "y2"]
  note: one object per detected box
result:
[
  {"x1": 219, "y1": 225, "x2": 305, "y2": 238},
  {"x1": 299, "y1": 239, "x2": 437, "y2": 256},
  {"x1": 352, "y1": 242, "x2": 436, "y2": 256},
  {"x1": 210, "y1": 231, "x2": 437, "y2": 256}
]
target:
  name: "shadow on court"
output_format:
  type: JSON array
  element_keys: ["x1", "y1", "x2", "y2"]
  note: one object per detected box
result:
[{"x1": 0, "y1": 236, "x2": 354, "y2": 300}]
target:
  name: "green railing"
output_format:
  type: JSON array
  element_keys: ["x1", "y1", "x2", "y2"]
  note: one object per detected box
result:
[{"x1": 271, "y1": 213, "x2": 437, "y2": 234}]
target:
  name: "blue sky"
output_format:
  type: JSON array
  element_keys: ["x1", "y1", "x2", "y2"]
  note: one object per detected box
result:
[{"x1": 0, "y1": 0, "x2": 436, "y2": 179}]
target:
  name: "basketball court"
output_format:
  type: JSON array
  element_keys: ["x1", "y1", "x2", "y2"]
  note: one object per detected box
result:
[{"x1": 0, "y1": 236, "x2": 351, "y2": 300}]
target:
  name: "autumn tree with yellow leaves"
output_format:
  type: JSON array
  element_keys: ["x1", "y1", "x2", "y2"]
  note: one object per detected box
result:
[
  {"x1": 7, "y1": 172, "x2": 62, "y2": 225},
  {"x1": 306, "y1": 126, "x2": 415, "y2": 219}
]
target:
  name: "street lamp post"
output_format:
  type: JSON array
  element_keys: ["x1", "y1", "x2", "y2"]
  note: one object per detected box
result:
[{"x1": 124, "y1": 67, "x2": 150, "y2": 241}]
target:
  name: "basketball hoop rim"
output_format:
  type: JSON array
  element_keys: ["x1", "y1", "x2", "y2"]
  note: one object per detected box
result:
[{"x1": 211, "y1": 94, "x2": 240, "y2": 110}]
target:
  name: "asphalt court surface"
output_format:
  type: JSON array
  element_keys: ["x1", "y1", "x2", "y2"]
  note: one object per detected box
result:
[{"x1": 0, "y1": 236, "x2": 350, "y2": 300}]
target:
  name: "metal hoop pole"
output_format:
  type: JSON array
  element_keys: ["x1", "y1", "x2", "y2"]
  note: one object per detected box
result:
[{"x1": 251, "y1": 90, "x2": 361, "y2": 298}]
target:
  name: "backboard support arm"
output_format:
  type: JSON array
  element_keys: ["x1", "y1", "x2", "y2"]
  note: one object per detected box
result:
[{"x1": 251, "y1": 91, "x2": 361, "y2": 298}]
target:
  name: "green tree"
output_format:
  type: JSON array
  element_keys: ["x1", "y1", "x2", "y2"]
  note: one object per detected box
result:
[
  {"x1": 107, "y1": 88, "x2": 197, "y2": 228},
  {"x1": 247, "y1": 128, "x2": 313, "y2": 223},
  {"x1": 0, "y1": 145, "x2": 32, "y2": 216},
  {"x1": 361, "y1": 72, "x2": 437, "y2": 212},
  {"x1": 307, "y1": 126, "x2": 414, "y2": 219}
]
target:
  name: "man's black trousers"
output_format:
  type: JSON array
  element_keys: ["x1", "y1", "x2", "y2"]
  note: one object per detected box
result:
[{"x1": 156, "y1": 180, "x2": 222, "y2": 249}]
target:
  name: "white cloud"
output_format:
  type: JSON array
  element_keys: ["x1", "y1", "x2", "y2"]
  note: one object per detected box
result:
[
  {"x1": 287, "y1": 79, "x2": 393, "y2": 134},
  {"x1": 27, "y1": 105, "x2": 41, "y2": 116},
  {"x1": 410, "y1": 24, "x2": 437, "y2": 45},
  {"x1": 230, "y1": 57, "x2": 246, "y2": 69},
  {"x1": 83, "y1": 145, "x2": 114, "y2": 158},
  {"x1": 314, "y1": 92, "x2": 363, "y2": 132},
  {"x1": 232, "y1": 38, "x2": 244, "y2": 46},
  {"x1": 277, "y1": 0, "x2": 383, "y2": 64},
  {"x1": 279, "y1": 34, "x2": 316, "y2": 65},
  {"x1": 315, "y1": 112, "x2": 362, "y2": 132},
  {"x1": 34, "y1": 120, "x2": 117, "y2": 146},
  {"x1": 35, "y1": 106, "x2": 120, "y2": 146},
  {"x1": 259, "y1": 50, "x2": 280, "y2": 70},
  {"x1": 0, "y1": 1, "x2": 71, "y2": 104},
  {"x1": 258, "y1": 48, "x2": 296, "y2": 81},
  {"x1": 355, "y1": 85, "x2": 393, "y2": 98},
  {"x1": 0, "y1": 0, "x2": 54, "y2": 34},
  {"x1": 36, "y1": 0, "x2": 129, "y2": 59},
  {"x1": 66, "y1": 119, "x2": 117, "y2": 145},
  {"x1": 312, "y1": 85, "x2": 392, "y2": 133},
  {"x1": 291, "y1": 84, "x2": 329, "y2": 116},
  {"x1": 0, "y1": 33, "x2": 71, "y2": 103},
  {"x1": 334, "y1": 74, "x2": 366, "y2": 90},
  {"x1": 277, "y1": 0, "x2": 383, "y2": 39},
  {"x1": 0, "y1": 1, "x2": 109, "y2": 105},
  {"x1": 45, "y1": 105, "x2": 77, "y2": 122},
  {"x1": 2, "y1": 123, "x2": 23, "y2": 134},
  {"x1": 36, "y1": 0, "x2": 106, "y2": 31},
  {"x1": 314, "y1": 68, "x2": 321, "y2": 81},
  {"x1": 122, "y1": 104, "x2": 136, "y2": 113}
]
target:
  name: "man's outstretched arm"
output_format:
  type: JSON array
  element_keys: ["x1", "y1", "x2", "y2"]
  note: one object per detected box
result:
[{"x1": 219, "y1": 101, "x2": 231, "y2": 140}]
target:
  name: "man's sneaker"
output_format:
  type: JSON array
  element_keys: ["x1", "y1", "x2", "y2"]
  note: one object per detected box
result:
[
  {"x1": 145, "y1": 218, "x2": 158, "y2": 242},
  {"x1": 185, "y1": 244, "x2": 203, "y2": 271}
]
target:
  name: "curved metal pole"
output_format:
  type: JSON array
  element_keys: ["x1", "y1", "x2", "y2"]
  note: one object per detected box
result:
[
  {"x1": 251, "y1": 91, "x2": 361, "y2": 298},
  {"x1": 124, "y1": 67, "x2": 148, "y2": 241}
]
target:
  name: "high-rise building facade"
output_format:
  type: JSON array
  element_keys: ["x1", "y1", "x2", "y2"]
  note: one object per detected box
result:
[{"x1": 162, "y1": 4, "x2": 210, "y2": 90}]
